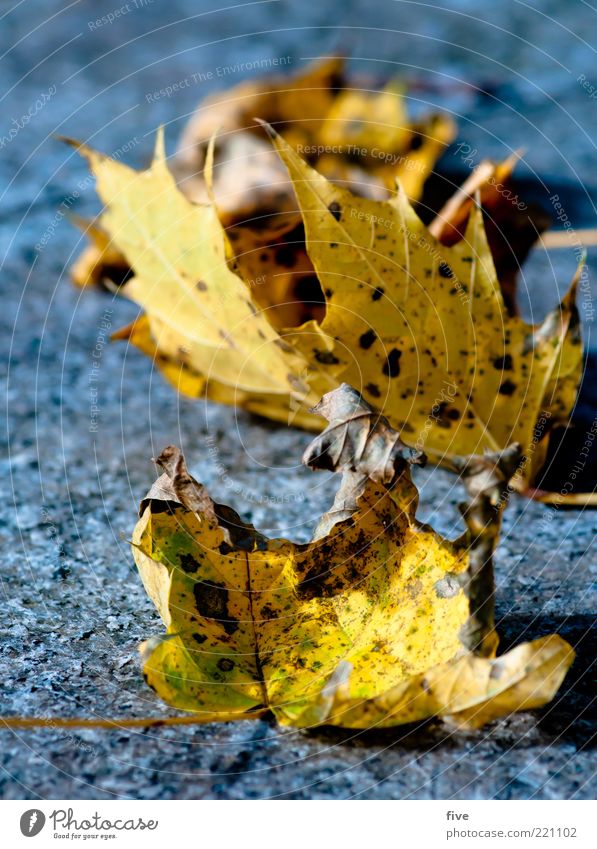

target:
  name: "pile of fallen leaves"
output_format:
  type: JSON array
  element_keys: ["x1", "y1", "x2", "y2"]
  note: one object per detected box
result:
[
  {"x1": 70, "y1": 57, "x2": 588, "y2": 503},
  {"x1": 12, "y1": 57, "x2": 583, "y2": 734}
]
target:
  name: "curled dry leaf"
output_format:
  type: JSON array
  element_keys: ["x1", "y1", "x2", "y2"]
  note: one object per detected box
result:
[
  {"x1": 132, "y1": 384, "x2": 573, "y2": 730},
  {"x1": 304, "y1": 384, "x2": 426, "y2": 539}
]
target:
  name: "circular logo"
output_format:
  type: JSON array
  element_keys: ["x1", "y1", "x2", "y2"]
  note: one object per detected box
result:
[{"x1": 20, "y1": 810, "x2": 46, "y2": 837}]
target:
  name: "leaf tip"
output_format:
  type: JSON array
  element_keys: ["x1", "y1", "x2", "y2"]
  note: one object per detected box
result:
[
  {"x1": 255, "y1": 118, "x2": 277, "y2": 140},
  {"x1": 562, "y1": 258, "x2": 585, "y2": 309},
  {"x1": 204, "y1": 131, "x2": 218, "y2": 201},
  {"x1": 153, "y1": 126, "x2": 166, "y2": 164},
  {"x1": 57, "y1": 134, "x2": 82, "y2": 149},
  {"x1": 58, "y1": 135, "x2": 94, "y2": 162},
  {"x1": 110, "y1": 324, "x2": 133, "y2": 342}
]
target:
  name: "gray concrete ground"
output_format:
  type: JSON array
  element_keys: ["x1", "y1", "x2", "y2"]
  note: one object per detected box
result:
[{"x1": 1, "y1": 0, "x2": 596, "y2": 799}]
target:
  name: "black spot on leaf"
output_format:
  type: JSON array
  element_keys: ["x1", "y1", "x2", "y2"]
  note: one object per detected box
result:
[
  {"x1": 179, "y1": 553, "x2": 202, "y2": 573},
  {"x1": 359, "y1": 330, "x2": 377, "y2": 349},
  {"x1": 493, "y1": 354, "x2": 513, "y2": 371},
  {"x1": 314, "y1": 350, "x2": 339, "y2": 364},
  {"x1": 382, "y1": 348, "x2": 402, "y2": 377},
  {"x1": 499, "y1": 379, "x2": 517, "y2": 396},
  {"x1": 193, "y1": 581, "x2": 239, "y2": 635},
  {"x1": 327, "y1": 201, "x2": 342, "y2": 221}
]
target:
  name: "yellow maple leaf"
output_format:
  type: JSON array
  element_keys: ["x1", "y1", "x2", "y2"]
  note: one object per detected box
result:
[
  {"x1": 133, "y1": 385, "x2": 573, "y2": 730},
  {"x1": 266, "y1": 127, "x2": 586, "y2": 502},
  {"x1": 67, "y1": 131, "x2": 312, "y2": 400}
]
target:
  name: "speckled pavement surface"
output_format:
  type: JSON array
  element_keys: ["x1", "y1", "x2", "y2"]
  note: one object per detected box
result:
[{"x1": 1, "y1": 0, "x2": 596, "y2": 799}]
